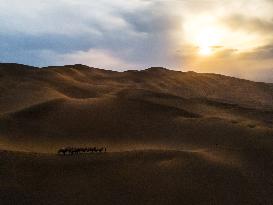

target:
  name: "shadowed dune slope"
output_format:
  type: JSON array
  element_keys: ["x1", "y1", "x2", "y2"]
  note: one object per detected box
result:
[{"x1": 0, "y1": 150, "x2": 273, "y2": 205}]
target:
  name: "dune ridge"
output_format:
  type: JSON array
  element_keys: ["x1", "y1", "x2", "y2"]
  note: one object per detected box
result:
[{"x1": 0, "y1": 63, "x2": 272, "y2": 152}]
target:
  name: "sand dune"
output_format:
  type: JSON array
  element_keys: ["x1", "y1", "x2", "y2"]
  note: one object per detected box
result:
[
  {"x1": 0, "y1": 149, "x2": 272, "y2": 205},
  {"x1": 0, "y1": 63, "x2": 273, "y2": 204}
]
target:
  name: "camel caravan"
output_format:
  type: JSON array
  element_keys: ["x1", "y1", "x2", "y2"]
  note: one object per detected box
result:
[{"x1": 57, "y1": 147, "x2": 106, "y2": 155}]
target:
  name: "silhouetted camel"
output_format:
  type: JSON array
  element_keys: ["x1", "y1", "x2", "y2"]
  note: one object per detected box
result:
[
  {"x1": 96, "y1": 147, "x2": 104, "y2": 152},
  {"x1": 57, "y1": 148, "x2": 67, "y2": 155},
  {"x1": 57, "y1": 146, "x2": 106, "y2": 155}
]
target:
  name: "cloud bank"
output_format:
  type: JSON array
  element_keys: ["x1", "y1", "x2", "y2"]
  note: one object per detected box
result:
[{"x1": 0, "y1": 0, "x2": 272, "y2": 82}]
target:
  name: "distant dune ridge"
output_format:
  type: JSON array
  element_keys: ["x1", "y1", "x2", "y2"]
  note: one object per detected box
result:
[{"x1": 0, "y1": 63, "x2": 273, "y2": 205}]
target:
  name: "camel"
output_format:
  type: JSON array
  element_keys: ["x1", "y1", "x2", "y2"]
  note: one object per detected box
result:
[
  {"x1": 57, "y1": 148, "x2": 70, "y2": 155},
  {"x1": 57, "y1": 146, "x2": 107, "y2": 155},
  {"x1": 97, "y1": 147, "x2": 104, "y2": 153}
]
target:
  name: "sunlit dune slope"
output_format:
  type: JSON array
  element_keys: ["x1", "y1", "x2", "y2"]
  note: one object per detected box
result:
[{"x1": 0, "y1": 63, "x2": 272, "y2": 153}]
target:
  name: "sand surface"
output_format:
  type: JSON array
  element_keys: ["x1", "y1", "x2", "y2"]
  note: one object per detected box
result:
[{"x1": 0, "y1": 63, "x2": 273, "y2": 204}]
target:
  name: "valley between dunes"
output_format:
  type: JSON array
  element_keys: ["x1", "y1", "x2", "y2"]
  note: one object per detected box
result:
[{"x1": 0, "y1": 63, "x2": 272, "y2": 204}]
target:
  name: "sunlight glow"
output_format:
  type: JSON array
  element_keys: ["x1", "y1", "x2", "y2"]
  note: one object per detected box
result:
[
  {"x1": 183, "y1": 14, "x2": 267, "y2": 57},
  {"x1": 199, "y1": 46, "x2": 212, "y2": 55},
  {"x1": 183, "y1": 16, "x2": 224, "y2": 56},
  {"x1": 195, "y1": 28, "x2": 223, "y2": 56}
]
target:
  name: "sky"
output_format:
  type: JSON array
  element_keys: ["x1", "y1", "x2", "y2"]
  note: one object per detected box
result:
[{"x1": 0, "y1": 0, "x2": 273, "y2": 82}]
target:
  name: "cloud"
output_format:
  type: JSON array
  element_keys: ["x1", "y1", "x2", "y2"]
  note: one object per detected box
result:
[
  {"x1": 179, "y1": 44, "x2": 273, "y2": 82},
  {"x1": 0, "y1": 0, "x2": 180, "y2": 68},
  {"x1": 240, "y1": 44, "x2": 273, "y2": 59},
  {"x1": 224, "y1": 15, "x2": 273, "y2": 34},
  {"x1": 48, "y1": 48, "x2": 136, "y2": 70},
  {"x1": 0, "y1": 0, "x2": 146, "y2": 37}
]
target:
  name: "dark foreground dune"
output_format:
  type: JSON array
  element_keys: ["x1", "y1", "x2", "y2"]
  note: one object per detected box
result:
[
  {"x1": 1, "y1": 149, "x2": 273, "y2": 205},
  {"x1": 0, "y1": 63, "x2": 273, "y2": 204}
]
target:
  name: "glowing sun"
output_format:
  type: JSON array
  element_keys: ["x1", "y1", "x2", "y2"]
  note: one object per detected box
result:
[
  {"x1": 199, "y1": 46, "x2": 212, "y2": 55},
  {"x1": 196, "y1": 28, "x2": 221, "y2": 56},
  {"x1": 183, "y1": 16, "x2": 225, "y2": 56}
]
